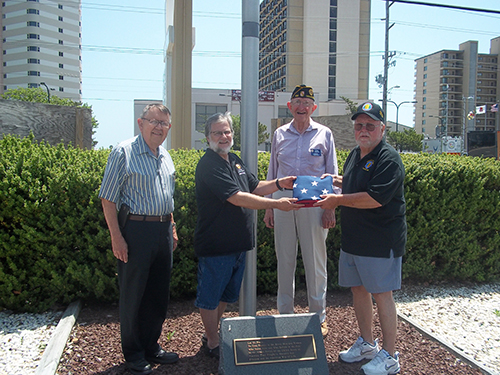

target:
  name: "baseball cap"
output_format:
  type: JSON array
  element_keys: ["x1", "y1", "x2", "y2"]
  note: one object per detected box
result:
[
  {"x1": 291, "y1": 85, "x2": 315, "y2": 101},
  {"x1": 351, "y1": 102, "x2": 385, "y2": 122}
]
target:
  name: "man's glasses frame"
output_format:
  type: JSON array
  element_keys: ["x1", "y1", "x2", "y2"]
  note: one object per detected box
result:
[
  {"x1": 210, "y1": 130, "x2": 233, "y2": 137},
  {"x1": 142, "y1": 118, "x2": 170, "y2": 128},
  {"x1": 354, "y1": 122, "x2": 381, "y2": 132}
]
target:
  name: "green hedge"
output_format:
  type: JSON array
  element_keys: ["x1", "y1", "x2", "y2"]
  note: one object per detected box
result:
[{"x1": 0, "y1": 135, "x2": 499, "y2": 312}]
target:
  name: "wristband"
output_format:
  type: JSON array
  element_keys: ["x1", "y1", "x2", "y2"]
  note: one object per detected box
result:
[{"x1": 275, "y1": 178, "x2": 285, "y2": 191}]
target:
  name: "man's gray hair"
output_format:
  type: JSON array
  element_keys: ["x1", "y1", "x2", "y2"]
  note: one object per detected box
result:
[
  {"x1": 142, "y1": 103, "x2": 171, "y2": 118},
  {"x1": 204, "y1": 112, "x2": 233, "y2": 137}
]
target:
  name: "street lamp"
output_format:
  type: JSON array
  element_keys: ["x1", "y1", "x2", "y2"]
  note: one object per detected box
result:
[
  {"x1": 379, "y1": 99, "x2": 417, "y2": 132},
  {"x1": 40, "y1": 82, "x2": 51, "y2": 103}
]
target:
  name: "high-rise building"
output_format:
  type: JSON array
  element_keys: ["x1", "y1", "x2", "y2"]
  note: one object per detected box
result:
[
  {"x1": 258, "y1": 0, "x2": 370, "y2": 102},
  {"x1": 1, "y1": 0, "x2": 82, "y2": 101},
  {"x1": 414, "y1": 37, "x2": 500, "y2": 138}
]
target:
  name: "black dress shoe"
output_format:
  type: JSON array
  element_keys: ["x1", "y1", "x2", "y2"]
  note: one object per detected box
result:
[
  {"x1": 125, "y1": 359, "x2": 152, "y2": 375},
  {"x1": 146, "y1": 348, "x2": 179, "y2": 364}
]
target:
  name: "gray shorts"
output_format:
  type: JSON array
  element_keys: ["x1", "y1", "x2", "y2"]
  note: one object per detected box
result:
[{"x1": 338, "y1": 249, "x2": 402, "y2": 294}]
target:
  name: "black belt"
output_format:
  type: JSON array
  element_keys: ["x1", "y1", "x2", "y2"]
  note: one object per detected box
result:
[{"x1": 128, "y1": 213, "x2": 172, "y2": 222}]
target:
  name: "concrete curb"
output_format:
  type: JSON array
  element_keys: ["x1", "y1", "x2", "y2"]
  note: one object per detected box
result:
[
  {"x1": 35, "y1": 300, "x2": 82, "y2": 375},
  {"x1": 397, "y1": 312, "x2": 498, "y2": 375}
]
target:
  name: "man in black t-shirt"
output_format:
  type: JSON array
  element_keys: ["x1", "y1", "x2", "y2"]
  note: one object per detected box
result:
[
  {"x1": 194, "y1": 112, "x2": 302, "y2": 359},
  {"x1": 315, "y1": 102, "x2": 406, "y2": 375}
]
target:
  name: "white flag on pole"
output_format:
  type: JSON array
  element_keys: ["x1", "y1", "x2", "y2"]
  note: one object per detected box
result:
[{"x1": 475, "y1": 105, "x2": 486, "y2": 114}]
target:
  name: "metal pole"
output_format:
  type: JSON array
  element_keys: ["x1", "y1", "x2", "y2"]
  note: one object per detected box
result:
[
  {"x1": 239, "y1": 0, "x2": 259, "y2": 317},
  {"x1": 382, "y1": 1, "x2": 390, "y2": 118},
  {"x1": 395, "y1": 104, "x2": 400, "y2": 132}
]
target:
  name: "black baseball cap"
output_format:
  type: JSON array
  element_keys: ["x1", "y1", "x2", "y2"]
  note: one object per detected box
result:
[
  {"x1": 351, "y1": 102, "x2": 385, "y2": 122},
  {"x1": 291, "y1": 85, "x2": 315, "y2": 101}
]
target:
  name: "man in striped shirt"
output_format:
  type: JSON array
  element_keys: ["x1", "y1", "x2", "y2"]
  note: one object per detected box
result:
[{"x1": 99, "y1": 103, "x2": 178, "y2": 375}]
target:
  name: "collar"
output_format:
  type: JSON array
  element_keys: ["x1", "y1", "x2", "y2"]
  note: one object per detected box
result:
[
  {"x1": 288, "y1": 119, "x2": 319, "y2": 135},
  {"x1": 356, "y1": 139, "x2": 384, "y2": 161},
  {"x1": 134, "y1": 134, "x2": 164, "y2": 158}
]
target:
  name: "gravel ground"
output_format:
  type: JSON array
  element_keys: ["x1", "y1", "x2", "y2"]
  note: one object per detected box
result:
[
  {"x1": 0, "y1": 310, "x2": 63, "y2": 375},
  {"x1": 394, "y1": 282, "x2": 500, "y2": 374},
  {"x1": 1, "y1": 282, "x2": 499, "y2": 375}
]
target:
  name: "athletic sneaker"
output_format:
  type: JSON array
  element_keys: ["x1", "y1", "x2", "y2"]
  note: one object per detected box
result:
[
  {"x1": 339, "y1": 336, "x2": 380, "y2": 363},
  {"x1": 361, "y1": 349, "x2": 400, "y2": 375}
]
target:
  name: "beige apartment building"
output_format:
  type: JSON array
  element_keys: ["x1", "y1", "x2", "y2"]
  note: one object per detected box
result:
[
  {"x1": 1, "y1": 0, "x2": 82, "y2": 101},
  {"x1": 258, "y1": 0, "x2": 370, "y2": 102},
  {"x1": 414, "y1": 37, "x2": 500, "y2": 138}
]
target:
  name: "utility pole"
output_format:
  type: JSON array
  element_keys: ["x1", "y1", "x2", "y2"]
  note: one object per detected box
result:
[{"x1": 382, "y1": 1, "x2": 396, "y2": 119}]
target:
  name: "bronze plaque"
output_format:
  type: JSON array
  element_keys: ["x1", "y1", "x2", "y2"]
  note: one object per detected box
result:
[{"x1": 234, "y1": 334, "x2": 317, "y2": 366}]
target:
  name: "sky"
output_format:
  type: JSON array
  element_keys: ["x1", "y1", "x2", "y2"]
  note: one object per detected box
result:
[{"x1": 80, "y1": 0, "x2": 500, "y2": 149}]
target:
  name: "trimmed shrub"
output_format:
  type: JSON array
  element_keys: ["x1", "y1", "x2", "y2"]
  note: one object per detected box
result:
[{"x1": 0, "y1": 135, "x2": 499, "y2": 312}]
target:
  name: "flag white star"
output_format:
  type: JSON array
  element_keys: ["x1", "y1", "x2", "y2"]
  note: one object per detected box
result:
[
  {"x1": 311, "y1": 195, "x2": 319, "y2": 200},
  {"x1": 293, "y1": 183, "x2": 297, "y2": 188},
  {"x1": 322, "y1": 189, "x2": 329, "y2": 194},
  {"x1": 311, "y1": 181, "x2": 318, "y2": 186},
  {"x1": 301, "y1": 188, "x2": 308, "y2": 194}
]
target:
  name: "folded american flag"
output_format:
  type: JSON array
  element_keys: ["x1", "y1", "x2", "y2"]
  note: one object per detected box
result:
[{"x1": 293, "y1": 175, "x2": 333, "y2": 207}]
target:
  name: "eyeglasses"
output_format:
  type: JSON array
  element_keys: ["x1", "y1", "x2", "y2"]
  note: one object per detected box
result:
[
  {"x1": 354, "y1": 122, "x2": 381, "y2": 132},
  {"x1": 142, "y1": 118, "x2": 170, "y2": 128},
  {"x1": 290, "y1": 99, "x2": 314, "y2": 107},
  {"x1": 210, "y1": 130, "x2": 232, "y2": 137}
]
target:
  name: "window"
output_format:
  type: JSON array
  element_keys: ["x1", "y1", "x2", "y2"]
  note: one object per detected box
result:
[
  {"x1": 58, "y1": 28, "x2": 63, "y2": 33},
  {"x1": 28, "y1": 46, "x2": 40, "y2": 52},
  {"x1": 278, "y1": 106, "x2": 291, "y2": 118},
  {"x1": 27, "y1": 34, "x2": 40, "y2": 39},
  {"x1": 28, "y1": 83, "x2": 39, "y2": 88},
  {"x1": 195, "y1": 104, "x2": 227, "y2": 133},
  {"x1": 27, "y1": 58, "x2": 40, "y2": 64},
  {"x1": 28, "y1": 71, "x2": 40, "y2": 76},
  {"x1": 59, "y1": 63, "x2": 64, "y2": 68},
  {"x1": 423, "y1": 89, "x2": 426, "y2": 94},
  {"x1": 423, "y1": 74, "x2": 427, "y2": 79},
  {"x1": 424, "y1": 66, "x2": 427, "y2": 71},
  {"x1": 423, "y1": 82, "x2": 427, "y2": 86},
  {"x1": 58, "y1": 16, "x2": 63, "y2": 21},
  {"x1": 59, "y1": 75, "x2": 64, "y2": 80},
  {"x1": 27, "y1": 9, "x2": 39, "y2": 14},
  {"x1": 424, "y1": 58, "x2": 428, "y2": 63},
  {"x1": 59, "y1": 87, "x2": 64, "y2": 92},
  {"x1": 27, "y1": 21, "x2": 39, "y2": 27},
  {"x1": 59, "y1": 52, "x2": 64, "y2": 57},
  {"x1": 58, "y1": 4, "x2": 63, "y2": 9},
  {"x1": 58, "y1": 40, "x2": 63, "y2": 45},
  {"x1": 423, "y1": 97, "x2": 426, "y2": 102}
]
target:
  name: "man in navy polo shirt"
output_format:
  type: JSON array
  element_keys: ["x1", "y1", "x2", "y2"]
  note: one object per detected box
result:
[
  {"x1": 315, "y1": 102, "x2": 406, "y2": 375},
  {"x1": 194, "y1": 112, "x2": 302, "y2": 359}
]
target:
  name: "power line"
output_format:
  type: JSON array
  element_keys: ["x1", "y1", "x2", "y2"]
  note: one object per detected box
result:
[{"x1": 386, "y1": 0, "x2": 500, "y2": 15}]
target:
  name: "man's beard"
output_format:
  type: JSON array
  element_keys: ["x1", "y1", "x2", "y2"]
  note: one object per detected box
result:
[{"x1": 209, "y1": 139, "x2": 233, "y2": 154}]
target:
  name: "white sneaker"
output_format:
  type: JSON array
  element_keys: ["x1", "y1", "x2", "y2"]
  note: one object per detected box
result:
[
  {"x1": 361, "y1": 349, "x2": 400, "y2": 375},
  {"x1": 339, "y1": 336, "x2": 380, "y2": 363}
]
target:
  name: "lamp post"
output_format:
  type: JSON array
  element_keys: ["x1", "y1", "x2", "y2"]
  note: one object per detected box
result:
[
  {"x1": 380, "y1": 99, "x2": 417, "y2": 132},
  {"x1": 40, "y1": 82, "x2": 51, "y2": 103}
]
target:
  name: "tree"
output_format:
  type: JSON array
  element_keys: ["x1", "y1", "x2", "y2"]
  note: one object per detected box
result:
[
  {"x1": 231, "y1": 114, "x2": 270, "y2": 151},
  {"x1": 386, "y1": 128, "x2": 424, "y2": 153},
  {"x1": 340, "y1": 96, "x2": 358, "y2": 115},
  {"x1": 1, "y1": 87, "x2": 99, "y2": 147}
]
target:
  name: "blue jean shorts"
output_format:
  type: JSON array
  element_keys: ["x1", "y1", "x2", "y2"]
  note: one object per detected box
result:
[
  {"x1": 338, "y1": 249, "x2": 402, "y2": 294},
  {"x1": 195, "y1": 252, "x2": 246, "y2": 310}
]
